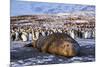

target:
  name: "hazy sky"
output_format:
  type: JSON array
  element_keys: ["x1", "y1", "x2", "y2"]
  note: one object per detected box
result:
[{"x1": 10, "y1": 0, "x2": 95, "y2": 16}]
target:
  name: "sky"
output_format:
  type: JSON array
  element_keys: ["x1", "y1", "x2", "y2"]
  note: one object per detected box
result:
[{"x1": 10, "y1": 0, "x2": 95, "y2": 16}]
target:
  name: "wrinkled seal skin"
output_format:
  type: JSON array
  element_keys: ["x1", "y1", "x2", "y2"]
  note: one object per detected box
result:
[{"x1": 34, "y1": 33, "x2": 80, "y2": 57}]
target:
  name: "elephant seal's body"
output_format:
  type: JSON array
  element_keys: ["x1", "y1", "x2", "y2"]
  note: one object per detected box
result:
[{"x1": 33, "y1": 33, "x2": 80, "y2": 57}]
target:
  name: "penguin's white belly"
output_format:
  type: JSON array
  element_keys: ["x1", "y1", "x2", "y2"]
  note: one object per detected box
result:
[
  {"x1": 84, "y1": 32, "x2": 88, "y2": 38},
  {"x1": 71, "y1": 33, "x2": 74, "y2": 38},
  {"x1": 70, "y1": 31, "x2": 74, "y2": 38},
  {"x1": 42, "y1": 32, "x2": 45, "y2": 36},
  {"x1": 36, "y1": 32, "x2": 39, "y2": 39},
  {"x1": 29, "y1": 34, "x2": 32, "y2": 41},
  {"x1": 21, "y1": 34, "x2": 27, "y2": 41}
]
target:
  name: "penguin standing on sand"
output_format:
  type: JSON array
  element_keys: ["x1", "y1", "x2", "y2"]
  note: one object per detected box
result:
[
  {"x1": 69, "y1": 30, "x2": 75, "y2": 39},
  {"x1": 35, "y1": 30, "x2": 39, "y2": 40},
  {"x1": 32, "y1": 29, "x2": 39, "y2": 40},
  {"x1": 41, "y1": 30, "x2": 46, "y2": 36},
  {"x1": 84, "y1": 30, "x2": 88, "y2": 39},
  {"x1": 15, "y1": 31, "x2": 19, "y2": 41},
  {"x1": 11, "y1": 30, "x2": 16, "y2": 41},
  {"x1": 21, "y1": 30, "x2": 28, "y2": 41},
  {"x1": 28, "y1": 32, "x2": 32, "y2": 42}
]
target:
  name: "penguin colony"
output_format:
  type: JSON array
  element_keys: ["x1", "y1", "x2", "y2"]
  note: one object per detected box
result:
[{"x1": 10, "y1": 15, "x2": 95, "y2": 57}]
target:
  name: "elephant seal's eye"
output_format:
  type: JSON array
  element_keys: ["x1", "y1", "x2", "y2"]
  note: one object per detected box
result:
[{"x1": 67, "y1": 44, "x2": 69, "y2": 47}]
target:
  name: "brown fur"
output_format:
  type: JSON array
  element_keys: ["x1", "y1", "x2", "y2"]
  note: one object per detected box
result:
[
  {"x1": 33, "y1": 33, "x2": 80, "y2": 57},
  {"x1": 32, "y1": 40, "x2": 36, "y2": 48}
]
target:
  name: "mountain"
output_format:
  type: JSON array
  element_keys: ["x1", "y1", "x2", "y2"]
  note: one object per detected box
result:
[{"x1": 11, "y1": 0, "x2": 95, "y2": 16}]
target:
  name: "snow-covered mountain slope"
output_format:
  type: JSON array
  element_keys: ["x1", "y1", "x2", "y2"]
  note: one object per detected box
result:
[{"x1": 11, "y1": 0, "x2": 95, "y2": 16}]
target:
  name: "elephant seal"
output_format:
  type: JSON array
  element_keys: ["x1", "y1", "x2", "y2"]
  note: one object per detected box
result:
[{"x1": 34, "y1": 33, "x2": 80, "y2": 57}]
